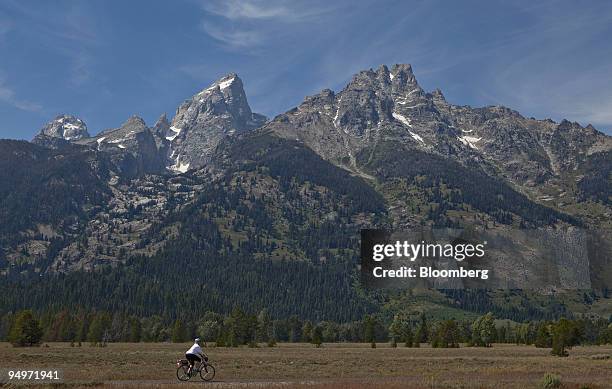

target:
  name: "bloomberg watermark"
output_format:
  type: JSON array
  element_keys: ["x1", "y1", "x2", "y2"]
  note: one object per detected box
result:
[{"x1": 361, "y1": 227, "x2": 611, "y2": 291}]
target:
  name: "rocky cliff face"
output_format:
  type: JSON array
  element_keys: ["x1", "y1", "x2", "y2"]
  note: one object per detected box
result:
[
  {"x1": 77, "y1": 116, "x2": 167, "y2": 177},
  {"x1": 166, "y1": 73, "x2": 266, "y2": 172}
]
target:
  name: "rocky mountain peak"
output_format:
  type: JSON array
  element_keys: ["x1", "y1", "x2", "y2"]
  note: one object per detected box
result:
[
  {"x1": 31, "y1": 114, "x2": 90, "y2": 149},
  {"x1": 264, "y1": 63, "x2": 611, "y2": 198},
  {"x1": 152, "y1": 113, "x2": 171, "y2": 139},
  {"x1": 166, "y1": 72, "x2": 266, "y2": 172},
  {"x1": 32, "y1": 114, "x2": 90, "y2": 146},
  {"x1": 389, "y1": 63, "x2": 422, "y2": 95},
  {"x1": 154, "y1": 113, "x2": 169, "y2": 128},
  {"x1": 195, "y1": 73, "x2": 239, "y2": 96},
  {"x1": 122, "y1": 115, "x2": 147, "y2": 130},
  {"x1": 391, "y1": 63, "x2": 415, "y2": 78},
  {"x1": 83, "y1": 115, "x2": 165, "y2": 176},
  {"x1": 95, "y1": 115, "x2": 149, "y2": 143}
]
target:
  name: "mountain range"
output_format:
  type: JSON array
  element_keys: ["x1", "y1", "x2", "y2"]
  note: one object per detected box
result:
[{"x1": 1, "y1": 64, "x2": 610, "y2": 321}]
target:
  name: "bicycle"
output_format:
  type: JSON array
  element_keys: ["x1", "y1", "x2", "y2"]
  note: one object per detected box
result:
[{"x1": 176, "y1": 356, "x2": 215, "y2": 382}]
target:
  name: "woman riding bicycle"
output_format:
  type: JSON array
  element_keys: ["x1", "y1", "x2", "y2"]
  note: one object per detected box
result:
[{"x1": 185, "y1": 338, "x2": 207, "y2": 373}]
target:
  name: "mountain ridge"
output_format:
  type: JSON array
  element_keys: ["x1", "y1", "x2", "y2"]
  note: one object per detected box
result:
[
  {"x1": 2, "y1": 64, "x2": 611, "y2": 323},
  {"x1": 30, "y1": 73, "x2": 267, "y2": 175},
  {"x1": 9, "y1": 63, "x2": 610, "y2": 272}
]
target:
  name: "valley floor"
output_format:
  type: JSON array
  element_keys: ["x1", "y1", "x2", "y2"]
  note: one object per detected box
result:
[{"x1": 0, "y1": 342, "x2": 611, "y2": 388}]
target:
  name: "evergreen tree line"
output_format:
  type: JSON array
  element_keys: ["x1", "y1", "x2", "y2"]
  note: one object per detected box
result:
[{"x1": 5, "y1": 309, "x2": 611, "y2": 357}]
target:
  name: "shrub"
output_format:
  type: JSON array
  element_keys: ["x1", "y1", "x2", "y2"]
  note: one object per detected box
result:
[{"x1": 540, "y1": 373, "x2": 561, "y2": 389}]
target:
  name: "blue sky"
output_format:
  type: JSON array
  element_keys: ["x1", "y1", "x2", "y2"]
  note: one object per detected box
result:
[{"x1": 1, "y1": 0, "x2": 612, "y2": 139}]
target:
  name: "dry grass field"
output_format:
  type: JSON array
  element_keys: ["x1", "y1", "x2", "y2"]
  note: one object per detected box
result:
[{"x1": 0, "y1": 342, "x2": 611, "y2": 388}]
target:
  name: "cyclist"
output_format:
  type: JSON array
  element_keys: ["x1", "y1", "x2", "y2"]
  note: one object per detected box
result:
[{"x1": 185, "y1": 338, "x2": 206, "y2": 373}]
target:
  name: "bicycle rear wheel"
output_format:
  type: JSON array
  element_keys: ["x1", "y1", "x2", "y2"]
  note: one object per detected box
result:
[
  {"x1": 200, "y1": 363, "x2": 215, "y2": 381},
  {"x1": 176, "y1": 365, "x2": 191, "y2": 381}
]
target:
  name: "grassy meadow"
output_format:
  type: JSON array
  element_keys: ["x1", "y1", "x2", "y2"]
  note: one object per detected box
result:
[{"x1": 0, "y1": 342, "x2": 611, "y2": 388}]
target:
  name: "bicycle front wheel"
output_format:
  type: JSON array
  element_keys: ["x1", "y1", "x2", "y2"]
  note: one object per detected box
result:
[
  {"x1": 200, "y1": 363, "x2": 215, "y2": 381},
  {"x1": 176, "y1": 365, "x2": 191, "y2": 381}
]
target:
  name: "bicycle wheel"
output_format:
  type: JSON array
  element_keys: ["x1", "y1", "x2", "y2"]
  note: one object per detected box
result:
[
  {"x1": 176, "y1": 365, "x2": 191, "y2": 381},
  {"x1": 200, "y1": 363, "x2": 215, "y2": 381}
]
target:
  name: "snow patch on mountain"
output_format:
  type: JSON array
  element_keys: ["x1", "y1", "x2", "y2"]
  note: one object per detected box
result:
[
  {"x1": 169, "y1": 155, "x2": 190, "y2": 173},
  {"x1": 393, "y1": 112, "x2": 425, "y2": 144},
  {"x1": 458, "y1": 135, "x2": 482, "y2": 149},
  {"x1": 217, "y1": 76, "x2": 235, "y2": 90},
  {"x1": 166, "y1": 126, "x2": 182, "y2": 141}
]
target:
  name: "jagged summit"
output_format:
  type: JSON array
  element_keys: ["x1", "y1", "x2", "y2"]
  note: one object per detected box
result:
[
  {"x1": 264, "y1": 63, "x2": 612, "y2": 193},
  {"x1": 39, "y1": 114, "x2": 90, "y2": 140},
  {"x1": 153, "y1": 113, "x2": 170, "y2": 130},
  {"x1": 27, "y1": 65, "x2": 611, "y2": 189},
  {"x1": 29, "y1": 73, "x2": 267, "y2": 175},
  {"x1": 32, "y1": 114, "x2": 90, "y2": 147},
  {"x1": 196, "y1": 73, "x2": 239, "y2": 96},
  {"x1": 152, "y1": 113, "x2": 171, "y2": 144},
  {"x1": 165, "y1": 72, "x2": 266, "y2": 172}
]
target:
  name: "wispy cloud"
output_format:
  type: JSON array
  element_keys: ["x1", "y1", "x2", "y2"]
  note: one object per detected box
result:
[
  {"x1": 474, "y1": 4, "x2": 612, "y2": 129},
  {"x1": 201, "y1": 22, "x2": 264, "y2": 48},
  {"x1": 0, "y1": 78, "x2": 41, "y2": 112},
  {"x1": 198, "y1": 0, "x2": 332, "y2": 50},
  {"x1": 201, "y1": 0, "x2": 327, "y2": 22},
  {"x1": 203, "y1": 0, "x2": 292, "y2": 20}
]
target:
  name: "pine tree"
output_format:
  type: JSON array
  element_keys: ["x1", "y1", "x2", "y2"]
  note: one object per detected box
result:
[
  {"x1": 288, "y1": 315, "x2": 302, "y2": 343},
  {"x1": 8, "y1": 310, "x2": 42, "y2": 347},
  {"x1": 257, "y1": 309, "x2": 271, "y2": 342},
  {"x1": 404, "y1": 327, "x2": 414, "y2": 348},
  {"x1": 389, "y1": 313, "x2": 413, "y2": 347},
  {"x1": 471, "y1": 312, "x2": 495, "y2": 347},
  {"x1": 129, "y1": 317, "x2": 142, "y2": 342},
  {"x1": 431, "y1": 320, "x2": 460, "y2": 348},
  {"x1": 551, "y1": 318, "x2": 580, "y2": 357},
  {"x1": 87, "y1": 313, "x2": 110, "y2": 346},
  {"x1": 302, "y1": 321, "x2": 313, "y2": 343},
  {"x1": 172, "y1": 320, "x2": 186, "y2": 343},
  {"x1": 312, "y1": 325, "x2": 323, "y2": 348},
  {"x1": 390, "y1": 337, "x2": 397, "y2": 348},
  {"x1": 534, "y1": 322, "x2": 552, "y2": 348},
  {"x1": 76, "y1": 314, "x2": 90, "y2": 343},
  {"x1": 364, "y1": 315, "x2": 376, "y2": 343},
  {"x1": 415, "y1": 313, "x2": 429, "y2": 345}
]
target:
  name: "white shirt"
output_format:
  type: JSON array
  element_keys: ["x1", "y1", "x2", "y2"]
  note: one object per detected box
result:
[{"x1": 186, "y1": 342, "x2": 203, "y2": 357}]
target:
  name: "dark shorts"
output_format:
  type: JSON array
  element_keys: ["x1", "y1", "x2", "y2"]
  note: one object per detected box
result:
[{"x1": 186, "y1": 353, "x2": 201, "y2": 364}]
